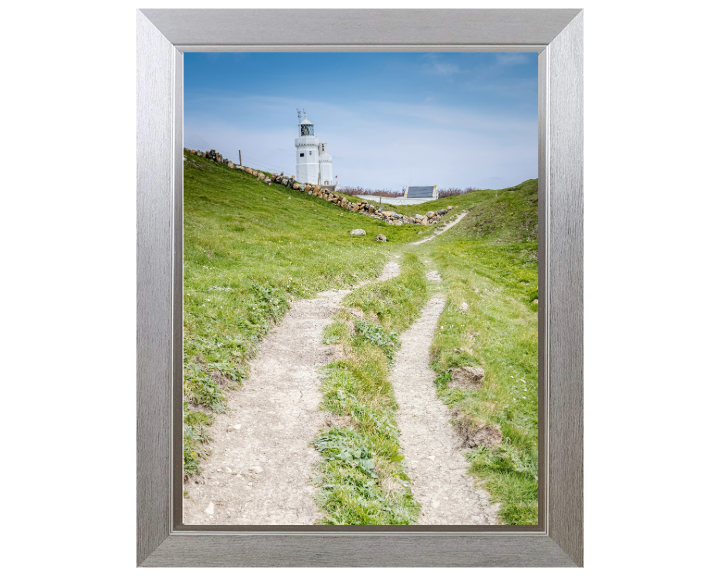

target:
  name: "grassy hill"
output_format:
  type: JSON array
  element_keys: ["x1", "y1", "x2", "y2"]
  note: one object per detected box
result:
[
  {"x1": 183, "y1": 151, "x2": 539, "y2": 524},
  {"x1": 183, "y1": 152, "x2": 419, "y2": 474},
  {"x1": 412, "y1": 180, "x2": 540, "y2": 525}
]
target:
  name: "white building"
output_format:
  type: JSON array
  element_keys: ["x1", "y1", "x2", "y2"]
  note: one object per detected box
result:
[
  {"x1": 295, "y1": 110, "x2": 334, "y2": 188},
  {"x1": 404, "y1": 185, "x2": 437, "y2": 200},
  {"x1": 318, "y1": 142, "x2": 334, "y2": 186}
]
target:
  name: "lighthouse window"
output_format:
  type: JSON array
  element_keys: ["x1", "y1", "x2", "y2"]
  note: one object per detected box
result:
[
  {"x1": 309, "y1": 151, "x2": 312, "y2": 155},
  {"x1": 300, "y1": 153, "x2": 304, "y2": 157}
]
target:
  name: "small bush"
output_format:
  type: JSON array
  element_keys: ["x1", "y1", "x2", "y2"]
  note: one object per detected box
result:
[
  {"x1": 354, "y1": 320, "x2": 399, "y2": 360},
  {"x1": 315, "y1": 427, "x2": 378, "y2": 478}
]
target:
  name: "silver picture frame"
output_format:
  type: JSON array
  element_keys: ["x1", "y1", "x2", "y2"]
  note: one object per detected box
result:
[{"x1": 137, "y1": 8, "x2": 583, "y2": 567}]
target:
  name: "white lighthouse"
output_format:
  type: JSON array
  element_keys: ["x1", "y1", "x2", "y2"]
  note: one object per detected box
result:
[{"x1": 295, "y1": 109, "x2": 334, "y2": 188}]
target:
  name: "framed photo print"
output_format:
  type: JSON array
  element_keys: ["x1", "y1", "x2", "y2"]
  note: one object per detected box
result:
[{"x1": 137, "y1": 8, "x2": 583, "y2": 567}]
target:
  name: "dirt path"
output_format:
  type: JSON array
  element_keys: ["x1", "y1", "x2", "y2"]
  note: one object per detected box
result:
[
  {"x1": 412, "y1": 211, "x2": 467, "y2": 245},
  {"x1": 183, "y1": 261, "x2": 400, "y2": 525},
  {"x1": 391, "y1": 273, "x2": 498, "y2": 525}
]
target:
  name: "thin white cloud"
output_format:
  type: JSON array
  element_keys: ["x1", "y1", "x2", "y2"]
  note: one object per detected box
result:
[
  {"x1": 495, "y1": 53, "x2": 529, "y2": 66},
  {"x1": 421, "y1": 54, "x2": 460, "y2": 76}
]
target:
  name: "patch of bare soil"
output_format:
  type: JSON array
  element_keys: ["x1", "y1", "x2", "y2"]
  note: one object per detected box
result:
[
  {"x1": 425, "y1": 270, "x2": 443, "y2": 283},
  {"x1": 453, "y1": 407, "x2": 503, "y2": 450},
  {"x1": 411, "y1": 211, "x2": 468, "y2": 245},
  {"x1": 377, "y1": 259, "x2": 400, "y2": 281},
  {"x1": 183, "y1": 261, "x2": 400, "y2": 525},
  {"x1": 391, "y1": 287, "x2": 499, "y2": 525}
]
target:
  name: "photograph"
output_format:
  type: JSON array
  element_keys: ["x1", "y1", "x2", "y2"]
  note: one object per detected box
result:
[{"x1": 180, "y1": 51, "x2": 540, "y2": 526}]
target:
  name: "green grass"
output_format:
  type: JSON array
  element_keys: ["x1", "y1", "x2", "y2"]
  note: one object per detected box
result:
[
  {"x1": 314, "y1": 253, "x2": 429, "y2": 524},
  {"x1": 183, "y1": 151, "x2": 540, "y2": 524},
  {"x1": 183, "y1": 405, "x2": 214, "y2": 478},
  {"x1": 410, "y1": 179, "x2": 540, "y2": 525},
  {"x1": 182, "y1": 152, "x2": 419, "y2": 477}
]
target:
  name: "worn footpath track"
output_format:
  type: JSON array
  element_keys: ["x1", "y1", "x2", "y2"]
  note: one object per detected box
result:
[
  {"x1": 411, "y1": 211, "x2": 467, "y2": 245},
  {"x1": 183, "y1": 261, "x2": 400, "y2": 525},
  {"x1": 391, "y1": 272, "x2": 498, "y2": 525}
]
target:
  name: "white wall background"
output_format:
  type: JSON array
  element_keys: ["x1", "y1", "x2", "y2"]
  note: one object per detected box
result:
[{"x1": 2, "y1": 0, "x2": 718, "y2": 574}]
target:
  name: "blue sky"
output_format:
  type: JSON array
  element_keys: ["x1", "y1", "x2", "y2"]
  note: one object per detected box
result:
[{"x1": 184, "y1": 52, "x2": 538, "y2": 190}]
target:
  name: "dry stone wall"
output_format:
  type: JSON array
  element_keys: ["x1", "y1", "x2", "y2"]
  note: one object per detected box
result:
[{"x1": 184, "y1": 148, "x2": 455, "y2": 226}]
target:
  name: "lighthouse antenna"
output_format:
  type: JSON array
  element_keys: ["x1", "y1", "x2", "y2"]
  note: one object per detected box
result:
[{"x1": 296, "y1": 108, "x2": 302, "y2": 123}]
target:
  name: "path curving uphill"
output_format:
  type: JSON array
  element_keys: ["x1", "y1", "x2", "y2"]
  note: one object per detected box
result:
[
  {"x1": 411, "y1": 211, "x2": 468, "y2": 245},
  {"x1": 391, "y1": 274, "x2": 498, "y2": 525},
  {"x1": 183, "y1": 261, "x2": 400, "y2": 525}
]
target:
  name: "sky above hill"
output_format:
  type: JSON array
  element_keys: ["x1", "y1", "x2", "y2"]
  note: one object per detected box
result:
[{"x1": 184, "y1": 52, "x2": 538, "y2": 191}]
